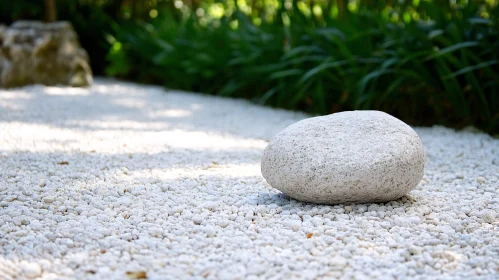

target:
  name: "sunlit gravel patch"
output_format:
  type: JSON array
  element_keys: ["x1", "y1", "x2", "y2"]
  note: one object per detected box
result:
[{"x1": 0, "y1": 79, "x2": 498, "y2": 279}]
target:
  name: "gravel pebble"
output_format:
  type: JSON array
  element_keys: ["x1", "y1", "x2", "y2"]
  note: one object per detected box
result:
[
  {"x1": 0, "y1": 79, "x2": 498, "y2": 279},
  {"x1": 43, "y1": 196, "x2": 55, "y2": 203},
  {"x1": 21, "y1": 262, "x2": 42, "y2": 278},
  {"x1": 477, "y1": 176, "x2": 487, "y2": 184}
]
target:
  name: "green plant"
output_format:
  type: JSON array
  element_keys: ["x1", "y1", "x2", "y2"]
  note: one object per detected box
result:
[
  {"x1": 6, "y1": 0, "x2": 493, "y2": 132},
  {"x1": 107, "y1": 1, "x2": 498, "y2": 133}
]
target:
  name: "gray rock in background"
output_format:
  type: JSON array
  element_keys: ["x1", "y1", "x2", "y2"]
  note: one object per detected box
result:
[
  {"x1": 0, "y1": 21, "x2": 92, "y2": 88},
  {"x1": 0, "y1": 24, "x2": 6, "y2": 80},
  {"x1": 261, "y1": 110, "x2": 425, "y2": 205}
]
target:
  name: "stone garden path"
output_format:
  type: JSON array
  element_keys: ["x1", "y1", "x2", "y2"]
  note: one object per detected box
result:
[{"x1": 0, "y1": 79, "x2": 498, "y2": 279}]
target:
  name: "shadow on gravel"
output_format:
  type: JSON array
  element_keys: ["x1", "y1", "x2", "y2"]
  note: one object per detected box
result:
[
  {"x1": 250, "y1": 191, "x2": 417, "y2": 209},
  {"x1": 0, "y1": 79, "x2": 306, "y2": 140},
  {"x1": 0, "y1": 149, "x2": 263, "y2": 173},
  {"x1": 249, "y1": 192, "x2": 294, "y2": 206}
]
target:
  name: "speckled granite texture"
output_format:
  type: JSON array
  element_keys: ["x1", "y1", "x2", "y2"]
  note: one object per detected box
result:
[{"x1": 261, "y1": 110, "x2": 425, "y2": 204}]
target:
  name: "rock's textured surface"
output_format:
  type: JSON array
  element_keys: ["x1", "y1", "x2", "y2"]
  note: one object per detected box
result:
[
  {"x1": 0, "y1": 21, "x2": 92, "y2": 88},
  {"x1": 261, "y1": 110, "x2": 425, "y2": 204}
]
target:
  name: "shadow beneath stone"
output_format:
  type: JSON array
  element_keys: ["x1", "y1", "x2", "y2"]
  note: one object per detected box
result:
[
  {"x1": 343, "y1": 194, "x2": 418, "y2": 208},
  {"x1": 249, "y1": 191, "x2": 418, "y2": 209},
  {"x1": 248, "y1": 192, "x2": 295, "y2": 206}
]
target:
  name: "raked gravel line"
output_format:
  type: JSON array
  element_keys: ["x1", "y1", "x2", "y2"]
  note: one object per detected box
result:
[{"x1": 0, "y1": 79, "x2": 498, "y2": 280}]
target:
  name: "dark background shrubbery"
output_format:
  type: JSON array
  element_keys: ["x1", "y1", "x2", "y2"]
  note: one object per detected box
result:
[{"x1": 1, "y1": 0, "x2": 498, "y2": 134}]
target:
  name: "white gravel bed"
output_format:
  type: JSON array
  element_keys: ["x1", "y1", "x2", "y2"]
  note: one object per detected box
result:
[{"x1": 0, "y1": 79, "x2": 498, "y2": 279}]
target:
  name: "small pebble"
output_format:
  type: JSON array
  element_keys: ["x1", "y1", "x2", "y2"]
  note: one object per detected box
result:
[
  {"x1": 43, "y1": 197, "x2": 55, "y2": 203},
  {"x1": 22, "y1": 262, "x2": 42, "y2": 278},
  {"x1": 476, "y1": 177, "x2": 486, "y2": 184}
]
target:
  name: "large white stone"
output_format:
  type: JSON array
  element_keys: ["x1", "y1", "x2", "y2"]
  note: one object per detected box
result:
[{"x1": 261, "y1": 111, "x2": 424, "y2": 204}]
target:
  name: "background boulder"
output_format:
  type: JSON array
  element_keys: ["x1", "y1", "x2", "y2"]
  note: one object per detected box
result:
[{"x1": 0, "y1": 21, "x2": 92, "y2": 88}]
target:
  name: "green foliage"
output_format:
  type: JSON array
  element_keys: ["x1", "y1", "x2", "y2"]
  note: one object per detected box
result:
[
  {"x1": 1, "y1": 0, "x2": 498, "y2": 133},
  {"x1": 108, "y1": 1, "x2": 499, "y2": 133}
]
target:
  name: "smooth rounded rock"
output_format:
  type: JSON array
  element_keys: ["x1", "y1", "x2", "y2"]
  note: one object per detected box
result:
[{"x1": 261, "y1": 110, "x2": 425, "y2": 204}]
